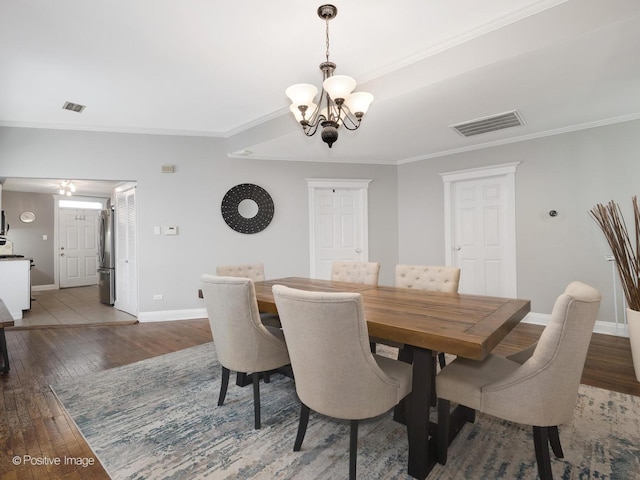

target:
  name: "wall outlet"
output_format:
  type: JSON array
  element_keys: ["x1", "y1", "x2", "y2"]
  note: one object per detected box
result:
[{"x1": 153, "y1": 294, "x2": 163, "y2": 300}]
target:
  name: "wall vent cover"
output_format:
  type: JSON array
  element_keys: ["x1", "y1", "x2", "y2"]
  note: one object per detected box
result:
[
  {"x1": 451, "y1": 110, "x2": 524, "y2": 137},
  {"x1": 62, "y1": 101, "x2": 86, "y2": 113}
]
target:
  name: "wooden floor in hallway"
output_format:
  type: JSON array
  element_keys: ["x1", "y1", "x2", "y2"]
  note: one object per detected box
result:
[{"x1": 11, "y1": 285, "x2": 137, "y2": 328}]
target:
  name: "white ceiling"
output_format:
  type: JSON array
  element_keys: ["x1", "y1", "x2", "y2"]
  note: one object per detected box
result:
[{"x1": 1, "y1": 0, "x2": 640, "y2": 169}]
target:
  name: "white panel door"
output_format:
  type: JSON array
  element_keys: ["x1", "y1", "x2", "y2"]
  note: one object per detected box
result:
[
  {"x1": 453, "y1": 178, "x2": 509, "y2": 296},
  {"x1": 443, "y1": 163, "x2": 518, "y2": 298},
  {"x1": 308, "y1": 179, "x2": 371, "y2": 280},
  {"x1": 114, "y1": 188, "x2": 138, "y2": 316},
  {"x1": 59, "y1": 209, "x2": 99, "y2": 288}
]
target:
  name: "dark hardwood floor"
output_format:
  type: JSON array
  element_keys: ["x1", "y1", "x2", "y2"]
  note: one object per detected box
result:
[
  {"x1": 1, "y1": 320, "x2": 638, "y2": 479},
  {"x1": 1, "y1": 320, "x2": 213, "y2": 480}
]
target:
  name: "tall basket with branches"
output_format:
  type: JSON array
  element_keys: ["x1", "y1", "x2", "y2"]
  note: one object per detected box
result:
[{"x1": 590, "y1": 196, "x2": 640, "y2": 381}]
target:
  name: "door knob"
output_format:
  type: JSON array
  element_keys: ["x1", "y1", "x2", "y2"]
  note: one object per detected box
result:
[
  {"x1": 60, "y1": 253, "x2": 64, "y2": 256},
  {"x1": 355, "y1": 248, "x2": 362, "y2": 254},
  {"x1": 60, "y1": 247, "x2": 65, "y2": 250},
  {"x1": 455, "y1": 246, "x2": 461, "y2": 251}
]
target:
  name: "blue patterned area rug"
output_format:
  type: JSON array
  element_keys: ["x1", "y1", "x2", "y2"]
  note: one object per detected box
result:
[{"x1": 51, "y1": 343, "x2": 640, "y2": 479}]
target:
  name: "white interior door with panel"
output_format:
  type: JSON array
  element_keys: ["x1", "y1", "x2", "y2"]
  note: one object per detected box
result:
[
  {"x1": 114, "y1": 187, "x2": 138, "y2": 316},
  {"x1": 58, "y1": 209, "x2": 99, "y2": 288},
  {"x1": 442, "y1": 163, "x2": 518, "y2": 297},
  {"x1": 308, "y1": 179, "x2": 371, "y2": 280}
]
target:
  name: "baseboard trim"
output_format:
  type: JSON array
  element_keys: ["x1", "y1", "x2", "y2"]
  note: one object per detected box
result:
[
  {"x1": 522, "y1": 312, "x2": 629, "y2": 337},
  {"x1": 137, "y1": 308, "x2": 207, "y2": 323},
  {"x1": 135, "y1": 308, "x2": 630, "y2": 337},
  {"x1": 32, "y1": 284, "x2": 59, "y2": 292}
]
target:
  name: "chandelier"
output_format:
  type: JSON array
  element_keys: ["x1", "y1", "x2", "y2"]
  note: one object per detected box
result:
[
  {"x1": 59, "y1": 180, "x2": 76, "y2": 196},
  {"x1": 285, "y1": 4, "x2": 373, "y2": 148}
]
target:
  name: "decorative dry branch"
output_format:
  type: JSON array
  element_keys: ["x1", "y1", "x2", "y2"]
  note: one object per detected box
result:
[{"x1": 590, "y1": 196, "x2": 640, "y2": 311}]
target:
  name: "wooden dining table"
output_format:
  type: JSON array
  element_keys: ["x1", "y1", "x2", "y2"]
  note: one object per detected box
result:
[{"x1": 253, "y1": 277, "x2": 531, "y2": 479}]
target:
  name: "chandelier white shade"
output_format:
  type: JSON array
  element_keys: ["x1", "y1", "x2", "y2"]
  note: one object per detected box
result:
[
  {"x1": 286, "y1": 4, "x2": 373, "y2": 148},
  {"x1": 322, "y1": 75, "x2": 356, "y2": 101},
  {"x1": 285, "y1": 84, "x2": 318, "y2": 107},
  {"x1": 59, "y1": 180, "x2": 76, "y2": 196},
  {"x1": 345, "y1": 92, "x2": 374, "y2": 115}
]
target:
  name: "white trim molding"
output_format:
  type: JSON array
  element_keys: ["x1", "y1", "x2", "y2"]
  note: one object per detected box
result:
[
  {"x1": 139, "y1": 308, "x2": 629, "y2": 337},
  {"x1": 440, "y1": 161, "x2": 521, "y2": 183},
  {"x1": 31, "y1": 284, "x2": 58, "y2": 292},
  {"x1": 523, "y1": 312, "x2": 629, "y2": 338},
  {"x1": 440, "y1": 162, "x2": 520, "y2": 297},
  {"x1": 137, "y1": 308, "x2": 206, "y2": 323},
  {"x1": 305, "y1": 178, "x2": 373, "y2": 189}
]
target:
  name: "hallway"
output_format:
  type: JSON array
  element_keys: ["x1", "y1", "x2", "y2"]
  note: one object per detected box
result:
[{"x1": 11, "y1": 285, "x2": 137, "y2": 328}]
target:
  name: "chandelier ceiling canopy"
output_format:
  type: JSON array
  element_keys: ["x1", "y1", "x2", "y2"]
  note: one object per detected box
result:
[{"x1": 286, "y1": 4, "x2": 373, "y2": 148}]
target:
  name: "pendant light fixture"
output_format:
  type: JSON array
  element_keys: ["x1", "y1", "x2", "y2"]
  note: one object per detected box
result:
[
  {"x1": 59, "y1": 180, "x2": 76, "y2": 196},
  {"x1": 286, "y1": 4, "x2": 373, "y2": 148}
]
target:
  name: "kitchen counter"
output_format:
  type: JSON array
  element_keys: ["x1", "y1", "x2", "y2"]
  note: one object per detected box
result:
[{"x1": 0, "y1": 258, "x2": 32, "y2": 319}]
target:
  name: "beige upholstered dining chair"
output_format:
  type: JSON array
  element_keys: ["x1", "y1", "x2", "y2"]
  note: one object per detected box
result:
[
  {"x1": 331, "y1": 261, "x2": 380, "y2": 286},
  {"x1": 216, "y1": 263, "x2": 265, "y2": 282},
  {"x1": 272, "y1": 285, "x2": 412, "y2": 480},
  {"x1": 395, "y1": 265, "x2": 461, "y2": 367},
  {"x1": 395, "y1": 265, "x2": 460, "y2": 292},
  {"x1": 200, "y1": 275, "x2": 290, "y2": 429},
  {"x1": 436, "y1": 281, "x2": 601, "y2": 480},
  {"x1": 215, "y1": 263, "x2": 280, "y2": 328}
]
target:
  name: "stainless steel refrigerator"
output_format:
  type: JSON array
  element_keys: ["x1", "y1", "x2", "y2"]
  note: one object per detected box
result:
[{"x1": 98, "y1": 207, "x2": 115, "y2": 305}]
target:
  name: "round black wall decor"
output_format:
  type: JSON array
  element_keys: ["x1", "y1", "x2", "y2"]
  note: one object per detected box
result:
[{"x1": 221, "y1": 183, "x2": 274, "y2": 234}]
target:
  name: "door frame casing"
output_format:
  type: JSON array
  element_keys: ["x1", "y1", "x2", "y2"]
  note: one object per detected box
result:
[
  {"x1": 441, "y1": 162, "x2": 519, "y2": 297},
  {"x1": 306, "y1": 178, "x2": 372, "y2": 279},
  {"x1": 54, "y1": 195, "x2": 108, "y2": 289}
]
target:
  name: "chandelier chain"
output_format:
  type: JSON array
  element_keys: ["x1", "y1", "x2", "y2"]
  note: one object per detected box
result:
[{"x1": 325, "y1": 18, "x2": 330, "y2": 63}]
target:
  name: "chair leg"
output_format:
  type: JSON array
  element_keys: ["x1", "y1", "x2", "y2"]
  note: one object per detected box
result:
[
  {"x1": 0, "y1": 328, "x2": 10, "y2": 373},
  {"x1": 463, "y1": 405, "x2": 476, "y2": 423},
  {"x1": 349, "y1": 420, "x2": 358, "y2": 480},
  {"x1": 369, "y1": 341, "x2": 377, "y2": 353},
  {"x1": 437, "y1": 399, "x2": 450, "y2": 465},
  {"x1": 218, "y1": 367, "x2": 230, "y2": 406},
  {"x1": 548, "y1": 425, "x2": 564, "y2": 458},
  {"x1": 294, "y1": 403, "x2": 311, "y2": 451},
  {"x1": 430, "y1": 359, "x2": 438, "y2": 406},
  {"x1": 253, "y1": 373, "x2": 261, "y2": 429},
  {"x1": 438, "y1": 352, "x2": 446, "y2": 369},
  {"x1": 533, "y1": 426, "x2": 553, "y2": 480}
]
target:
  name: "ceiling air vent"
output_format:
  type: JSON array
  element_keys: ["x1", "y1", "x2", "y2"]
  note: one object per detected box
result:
[
  {"x1": 451, "y1": 110, "x2": 524, "y2": 137},
  {"x1": 62, "y1": 101, "x2": 86, "y2": 113}
]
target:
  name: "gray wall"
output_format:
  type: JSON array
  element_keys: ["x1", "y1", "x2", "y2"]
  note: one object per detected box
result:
[
  {"x1": 1, "y1": 191, "x2": 55, "y2": 285},
  {"x1": 3, "y1": 119, "x2": 639, "y2": 323},
  {"x1": 0, "y1": 126, "x2": 398, "y2": 314},
  {"x1": 397, "y1": 119, "x2": 640, "y2": 322}
]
